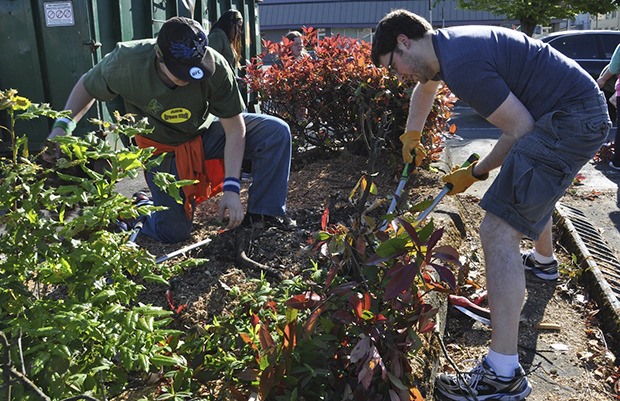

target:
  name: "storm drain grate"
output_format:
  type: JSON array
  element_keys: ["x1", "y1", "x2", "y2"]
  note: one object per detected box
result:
[
  {"x1": 556, "y1": 202, "x2": 620, "y2": 299},
  {"x1": 555, "y1": 202, "x2": 620, "y2": 343},
  {"x1": 558, "y1": 204, "x2": 620, "y2": 297}
]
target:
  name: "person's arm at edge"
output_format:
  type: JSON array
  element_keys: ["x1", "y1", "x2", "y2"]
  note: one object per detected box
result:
[
  {"x1": 608, "y1": 44, "x2": 620, "y2": 75},
  {"x1": 597, "y1": 45, "x2": 620, "y2": 88},
  {"x1": 217, "y1": 113, "x2": 246, "y2": 229},
  {"x1": 405, "y1": 80, "x2": 442, "y2": 132},
  {"x1": 597, "y1": 64, "x2": 614, "y2": 89},
  {"x1": 48, "y1": 74, "x2": 96, "y2": 139},
  {"x1": 472, "y1": 92, "x2": 534, "y2": 177}
]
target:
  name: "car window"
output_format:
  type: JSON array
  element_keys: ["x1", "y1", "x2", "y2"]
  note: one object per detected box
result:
[
  {"x1": 600, "y1": 35, "x2": 620, "y2": 59},
  {"x1": 548, "y1": 35, "x2": 598, "y2": 59}
]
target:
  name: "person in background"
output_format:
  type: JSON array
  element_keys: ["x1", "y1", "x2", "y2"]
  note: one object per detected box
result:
[
  {"x1": 372, "y1": 9, "x2": 609, "y2": 401},
  {"x1": 207, "y1": 9, "x2": 244, "y2": 76},
  {"x1": 283, "y1": 30, "x2": 319, "y2": 61},
  {"x1": 47, "y1": 16, "x2": 292, "y2": 244},
  {"x1": 597, "y1": 44, "x2": 620, "y2": 170},
  {"x1": 270, "y1": 30, "x2": 316, "y2": 121},
  {"x1": 284, "y1": 30, "x2": 308, "y2": 60},
  {"x1": 207, "y1": 9, "x2": 253, "y2": 177}
]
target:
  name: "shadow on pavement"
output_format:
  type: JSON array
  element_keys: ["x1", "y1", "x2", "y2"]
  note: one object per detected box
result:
[{"x1": 519, "y1": 276, "x2": 558, "y2": 368}]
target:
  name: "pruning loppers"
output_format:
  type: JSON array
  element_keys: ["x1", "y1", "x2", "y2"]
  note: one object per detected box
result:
[{"x1": 382, "y1": 153, "x2": 480, "y2": 230}]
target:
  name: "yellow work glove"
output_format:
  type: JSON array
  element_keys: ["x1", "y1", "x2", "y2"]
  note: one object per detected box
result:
[
  {"x1": 399, "y1": 130, "x2": 426, "y2": 166},
  {"x1": 441, "y1": 161, "x2": 488, "y2": 195}
]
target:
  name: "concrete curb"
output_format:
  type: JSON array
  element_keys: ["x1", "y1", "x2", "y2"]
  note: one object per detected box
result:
[{"x1": 554, "y1": 203, "x2": 620, "y2": 347}]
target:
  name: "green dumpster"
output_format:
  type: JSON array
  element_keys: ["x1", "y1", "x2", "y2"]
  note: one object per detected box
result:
[{"x1": 0, "y1": 0, "x2": 261, "y2": 152}]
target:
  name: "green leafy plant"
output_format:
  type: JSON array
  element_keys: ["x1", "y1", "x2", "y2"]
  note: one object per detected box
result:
[
  {"x1": 221, "y1": 203, "x2": 459, "y2": 400},
  {"x1": 177, "y1": 158, "x2": 456, "y2": 400},
  {"x1": 0, "y1": 50, "x2": 460, "y2": 399},
  {"x1": 0, "y1": 90, "x2": 188, "y2": 400},
  {"x1": 458, "y1": 0, "x2": 616, "y2": 37}
]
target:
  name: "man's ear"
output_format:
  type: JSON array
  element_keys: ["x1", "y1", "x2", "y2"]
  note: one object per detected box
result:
[
  {"x1": 154, "y1": 44, "x2": 164, "y2": 61},
  {"x1": 396, "y1": 34, "x2": 409, "y2": 48}
]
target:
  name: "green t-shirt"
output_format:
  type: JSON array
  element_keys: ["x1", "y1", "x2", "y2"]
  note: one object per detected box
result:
[
  {"x1": 207, "y1": 28, "x2": 237, "y2": 73},
  {"x1": 83, "y1": 39, "x2": 245, "y2": 145}
]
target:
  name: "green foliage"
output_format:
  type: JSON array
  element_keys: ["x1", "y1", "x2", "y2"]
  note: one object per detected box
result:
[
  {"x1": 458, "y1": 0, "x2": 617, "y2": 36},
  {"x1": 242, "y1": 40, "x2": 460, "y2": 398},
  {"x1": 245, "y1": 28, "x2": 454, "y2": 163},
  {"x1": 207, "y1": 191, "x2": 460, "y2": 400},
  {"x1": 0, "y1": 70, "x2": 459, "y2": 399},
  {"x1": 0, "y1": 90, "x2": 186, "y2": 400}
]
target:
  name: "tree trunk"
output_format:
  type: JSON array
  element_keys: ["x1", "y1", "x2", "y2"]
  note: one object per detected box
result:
[{"x1": 519, "y1": 18, "x2": 537, "y2": 37}]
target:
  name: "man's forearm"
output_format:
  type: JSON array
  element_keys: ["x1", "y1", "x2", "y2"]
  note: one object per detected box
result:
[
  {"x1": 48, "y1": 74, "x2": 96, "y2": 139},
  {"x1": 220, "y1": 114, "x2": 247, "y2": 179},
  {"x1": 475, "y1": 92, "x2": 534, "y2": 177},
  {"x1": 405, "y1": 81, "x2": 441, "y2": 132},
  {"x1": 224, "y1": 134, "x2": 245, "y2": 178},
  {"x1": 473, "y1": 133, "x2": 516, "y2": 177}
]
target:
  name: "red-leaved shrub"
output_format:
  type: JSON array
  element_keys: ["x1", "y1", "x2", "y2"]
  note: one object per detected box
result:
[{"x1": 245, "y1": 27, "x2": 455, "y2": 165}]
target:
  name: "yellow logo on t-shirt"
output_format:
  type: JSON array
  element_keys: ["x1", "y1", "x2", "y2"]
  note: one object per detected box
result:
[{"x1": 161, "y1": 108, "x2": 191, "y2": 123}]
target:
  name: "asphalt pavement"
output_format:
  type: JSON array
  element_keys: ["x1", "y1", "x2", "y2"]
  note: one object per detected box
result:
[
  {"x1": 444, "y1": 102, "x2": 620, "y2": 342},
  {"x1": 444, "y1": 102, "x2": 619, "y2": 255}
]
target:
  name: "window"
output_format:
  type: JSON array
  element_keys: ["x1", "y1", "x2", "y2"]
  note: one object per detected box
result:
[
  {"x1": 600, "y1": 34, "x2": 620, "y2": 59},
  {"x1": 547, "y1": 35, "x2": 598, "y2": 59}
]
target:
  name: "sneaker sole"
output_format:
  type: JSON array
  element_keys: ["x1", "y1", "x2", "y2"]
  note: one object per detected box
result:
[
  {"x1": 436, "y1": 375, "x2": 532, "y2": 401},
  {"x1": 524, "y1": 265, "x2": 558, "y2": 280},
  {"x1": 436, "y1": 385, "x2": 532, "y2": 401}
]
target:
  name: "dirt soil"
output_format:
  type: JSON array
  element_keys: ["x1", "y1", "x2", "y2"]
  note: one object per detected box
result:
[{"x1": 123, "y1": 151, "x2": 620, "y2": 400}]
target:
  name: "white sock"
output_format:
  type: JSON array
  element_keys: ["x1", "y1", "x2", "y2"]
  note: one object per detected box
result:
[
  {"x1": 533, "y1": 250, "x2": 555, "y2": 264},
  {"x1": 485, "y1": 349, "x2": 520, "y2": 379}
]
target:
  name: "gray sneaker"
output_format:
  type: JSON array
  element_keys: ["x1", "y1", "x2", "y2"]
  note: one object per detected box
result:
[
  {"x1": 436, "y1": 357, "x2": 532, "y2": 401},
  {"x1": 522, "y1": 251, "x2": 558, "y2": 280}
]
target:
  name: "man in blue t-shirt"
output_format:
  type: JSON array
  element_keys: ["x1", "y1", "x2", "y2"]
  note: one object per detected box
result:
[{"x1": 372, "y1": 9, "x2": 610, "y2": 401}]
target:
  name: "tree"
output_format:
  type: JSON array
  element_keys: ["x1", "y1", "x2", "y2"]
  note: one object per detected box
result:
[{"x1": 457, "y1": 0, "x2": 618, "y2": 36}]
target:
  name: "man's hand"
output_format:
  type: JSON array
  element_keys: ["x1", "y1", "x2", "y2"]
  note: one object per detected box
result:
[
  {"x1": 40, "y1": 140, "x2": 62, "y2": 165},
  {"x1": 218, "y1": 191, "x2": 245, "y2": 229},
  {"x1": 399, "y1": 130, "x2": 426, "y2": 166},
  {"x1": 442, "y1": 161, "x2": 488, "y2": 195}
]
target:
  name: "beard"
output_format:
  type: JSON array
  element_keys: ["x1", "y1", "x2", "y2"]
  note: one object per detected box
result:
[{"x1": 399, "y1": 51, "x2": 435, "y2": 84}]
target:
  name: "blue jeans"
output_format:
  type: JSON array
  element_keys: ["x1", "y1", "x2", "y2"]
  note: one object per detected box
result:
[
  {"x1": 140, "y1": 113, "x2": 291, "y2": 243},
  {"x1": 480, "y1": 92, "x2": 610, "y2": 240}
]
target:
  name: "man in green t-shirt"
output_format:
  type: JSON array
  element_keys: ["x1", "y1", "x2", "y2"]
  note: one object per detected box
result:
[{"x1": 47, "y1": 16, "x2": 292, "y2": 243}]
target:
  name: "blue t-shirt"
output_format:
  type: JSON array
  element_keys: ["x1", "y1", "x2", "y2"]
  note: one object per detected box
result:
[{"x1": 432, "y1": 26, "x2": 599, "y2": 119}]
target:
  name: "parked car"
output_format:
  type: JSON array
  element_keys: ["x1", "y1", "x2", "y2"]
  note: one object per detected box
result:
[{"x1": 540, "y1": 30, "x2": 620, "y2": 120}]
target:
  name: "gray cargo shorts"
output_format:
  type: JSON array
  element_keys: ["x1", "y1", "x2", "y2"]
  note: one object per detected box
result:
[{"x1": 480, "y1": 92, "x2": 610, "y2": 240}]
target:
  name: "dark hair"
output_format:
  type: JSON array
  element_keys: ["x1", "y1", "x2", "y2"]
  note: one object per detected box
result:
[
  {"x1": 371, "y1": 9, "x2": 432, "y2": 67},
  {"x1": 212, "y1": 9, "x2": 243, "y2": 66},
  {"x1": 284, "y1": 30, "x2": 302, "y2": 42}
]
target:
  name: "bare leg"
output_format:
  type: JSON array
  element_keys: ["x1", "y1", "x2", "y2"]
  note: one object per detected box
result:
[
  {"x1": 435, "y1": 211, "x2": 533, "y2": 400},
  {"x1": 479, "y1": 212, "x2": 524, "y2": 355},
  {"x1": 533, "y1": 217, "x2": 553, "y2": 258}
]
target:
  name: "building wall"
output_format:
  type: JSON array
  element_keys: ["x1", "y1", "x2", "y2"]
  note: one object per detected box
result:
[
  {"x1": 258, "y1": 0, "x2": 516, "y2": 45},
  {"x1": 592, "y1": 10, "x2": 620, "y2": 30}
]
